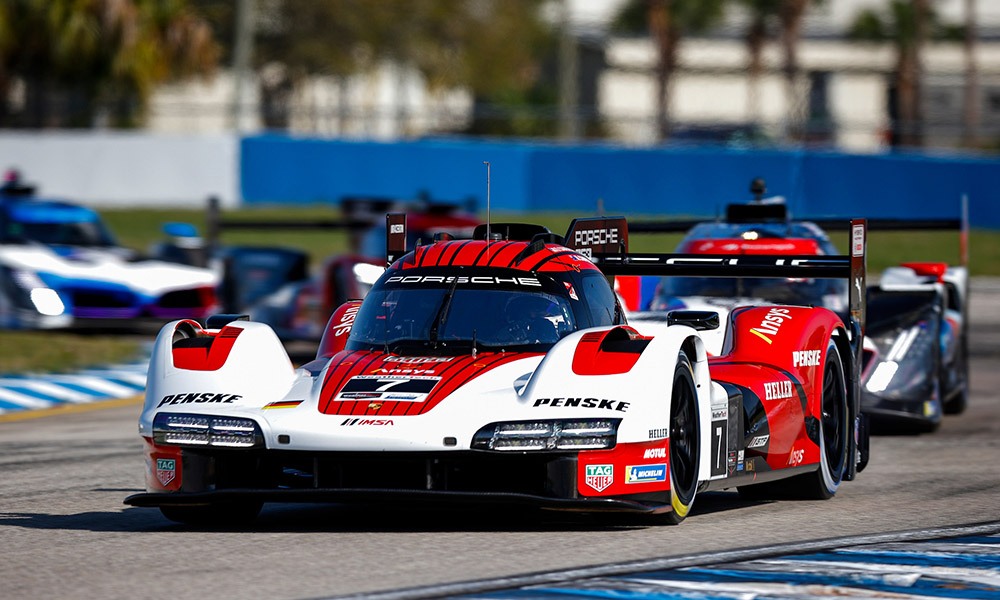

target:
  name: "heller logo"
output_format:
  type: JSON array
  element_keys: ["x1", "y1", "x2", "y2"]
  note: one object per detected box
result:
[
  {"x1": 763, "y1": 380, "x2": 794, "y2": 400},
  {"x1": 585, "y1": 464, "x2": 613, "y2": 492},
  {"x1": 155, "y1": 458, "x2": 176, "y2": 486},
  {"x1": 749, "y1": 308, "x2": 792, "y2": 344},
  {"x1": 793, "y1": 350, "x2": 822, "y2": 367}
]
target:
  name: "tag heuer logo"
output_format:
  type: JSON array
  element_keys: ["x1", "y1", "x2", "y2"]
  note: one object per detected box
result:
[
  {"x1": 156, "y1": 458, "x2": 176, "y2": 486},
  {"x1": 585, "y1": 464, "x2": 613, "y2": 492}
]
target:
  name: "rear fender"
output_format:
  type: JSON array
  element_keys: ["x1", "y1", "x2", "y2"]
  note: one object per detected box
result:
[
  {"x1": 719, "y1": 305, "x2": 843, "y2": 415},
  {"x1": 317, "y1": 300, "x2": 363, "y2": 359}
]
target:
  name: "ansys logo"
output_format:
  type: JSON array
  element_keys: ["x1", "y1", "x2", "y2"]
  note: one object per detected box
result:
[
  {"x1": 749, "y1": 308, "x2": 793, "y2": 344},
  {"x1": 585, "y1": 464, "x2": 613, "y2": 492}
]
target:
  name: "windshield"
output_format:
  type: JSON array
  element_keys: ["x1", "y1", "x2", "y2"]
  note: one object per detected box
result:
[
  {"x1": 346, "y1": 267, "x2": 578, "y2": 354},
  {"x1": 3, "y1": 207, "x2": 117, "y2": 247},
  {"x1": 653, "y1": 276, "x2": 847, "y2": 311}
]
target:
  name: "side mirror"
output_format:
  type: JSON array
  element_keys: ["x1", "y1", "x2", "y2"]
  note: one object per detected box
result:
[{"x1": 667, "y1": 310, "x2": 720, "y2": 331}]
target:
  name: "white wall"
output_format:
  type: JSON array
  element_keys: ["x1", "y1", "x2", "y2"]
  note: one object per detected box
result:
[{"x1": 0, "y1": 132, "x2": 239, "y2": 208}]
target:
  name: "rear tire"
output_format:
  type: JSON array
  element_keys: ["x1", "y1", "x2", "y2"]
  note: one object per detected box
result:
[
  {"x1": 159, "y1": 502, "x2": 262, "y2": 527},
  {"x1": 739, "y1": 338, "x2": 848, "y2": 500},
  {"x1": 663, "y1": 350, "x2": 699, "y2": 524}
]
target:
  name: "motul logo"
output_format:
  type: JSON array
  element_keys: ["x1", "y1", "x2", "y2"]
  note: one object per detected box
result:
[
  {"x1": 763, "y1": 380, "x2": 794, "y2": 400},
  {"x1": 793, "y1": 350, "x2": 822, "y2": 367},
  {"x1": 749, "y1": 308, "x2": 792, "y2": 344},
  {"x1": 643, "y1": 447, "x2": 666, "y2": 459}
]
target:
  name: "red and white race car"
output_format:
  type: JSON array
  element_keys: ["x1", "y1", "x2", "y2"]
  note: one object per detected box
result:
[{"x1": 125, "y1": 215, "x2": 870, "y2": 525}]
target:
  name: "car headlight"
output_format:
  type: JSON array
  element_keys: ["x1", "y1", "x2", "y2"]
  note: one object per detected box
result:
[
  {"x1": 865, "y1": 322, "x2": 933, "y2": 394},
  {"x1": 11, "y1": 270, "x2": 65, "y2": 316},
  {"x1": 472, "y1": 419, "x2": 620, "y2": 452},
  {"x1": 153, "y1": 413, "x2": 263, "y2": 448}
]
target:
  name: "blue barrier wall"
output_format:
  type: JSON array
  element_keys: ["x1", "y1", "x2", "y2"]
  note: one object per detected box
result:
[{"x1": 241, "y1": 136, "x2": 1000, "y2": 227}]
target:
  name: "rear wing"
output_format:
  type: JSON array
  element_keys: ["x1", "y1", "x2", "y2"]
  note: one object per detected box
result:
[{"x1": 565, "y1": 215, "x2": 869, "y2": 480}]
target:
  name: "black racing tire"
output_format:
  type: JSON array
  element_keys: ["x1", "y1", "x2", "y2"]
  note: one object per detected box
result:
[
  {"x1": 663, "y1": 350, "x2": 700, "y2": 525},
  {"x1": 739, "y1": 338, "x2": 849, "y2": 500},
  {"x1": 159, "y1": 501, "x2": 263, "y2": 527},
  {"x1": 943, "y1": 386, "x2": 968, "y2": 415}
]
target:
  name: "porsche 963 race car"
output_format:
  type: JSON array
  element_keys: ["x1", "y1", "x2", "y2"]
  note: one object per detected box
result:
[{"x1": 125, "y1": 215, "x2": 870, "y2": 525}]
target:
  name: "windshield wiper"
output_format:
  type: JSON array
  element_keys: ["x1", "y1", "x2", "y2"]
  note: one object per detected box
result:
[{"x1": 428, "y1": 277, "x2": 460, "y2": 348}]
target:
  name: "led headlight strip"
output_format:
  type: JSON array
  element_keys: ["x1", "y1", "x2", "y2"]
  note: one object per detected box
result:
[
  {"x1": 152, "y1": 413, "x2": 263, "y2": 448},
  {"x1": 472, "y1": 419, "x2": 620, "y2": 452}
]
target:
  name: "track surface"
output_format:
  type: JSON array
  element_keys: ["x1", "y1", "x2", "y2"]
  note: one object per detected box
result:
[{"x1": 1, "y1": 286, "x2": 998, "y2": 600}]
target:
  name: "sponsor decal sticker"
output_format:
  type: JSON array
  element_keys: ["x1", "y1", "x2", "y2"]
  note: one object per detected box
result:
[
  {"x1": 788, "y1": 447, "x2": 805, "y2": 466},
  {"x1": 332, "y1": 304, "x2": 360, "y2": 336},
  {"x1": 563, "y1": 282, "x2": 579, "y2": 301},
  {"x1": 793, "y1": 350, "x2": 822, "y2": 367},
  {"x1": 625, "y1": 464, "x2": 667, "y2": 484},
  {"x1": 384, "y1": 356, "x2": 453, "y2": 364},
  {"x1": 763, "y1": 380, "x2": 794, "y2": 401},
  {"x1": 157, "y1": 392, "x2": 242, "y2": 408},
  {"x1": 390, "y1": 223, "x2": 404, "y2": 234},
  {"x1": 263, "y1": 400, "x2": 303, "y2": 409},
  {"x1": 368, "y1": 402, "x2": 383, "y2": 411},
  {"x1": 156, "y1": 458, "x2": 176, "y2": 486},
  {"x1": 749, "y1": 308, "x2": 793, "y2": 344},
  {"x1": 533, "y1": 397, "x2": 629, "y2": 412},
  {"x1": 385, "y1": 275, "x2": 541, "y2": 287},
  {"x1": 340, "y1": 418, "x2": 394, "y2": 426},
  {"x1": 649, "y1": 428, "x2": 668, "y2": 440},
  {"x1": 643, "y1": 447, "x2": 666, "y2": 459},
  {"x1": 574, "y1": 228, "x2": 619, "y2": 248},
  {"x1": 334, "y1": 375, "x2": 440, "y2": 403},
  {"x1": 852, "y1": 223, "x2": 865, "y2": 257},
  {"x1": 585, "y1": 464, "x2": 613, "y2": 492},
  {"x1": 748, "y1": 434, "x2": 769, "y2": 449}
]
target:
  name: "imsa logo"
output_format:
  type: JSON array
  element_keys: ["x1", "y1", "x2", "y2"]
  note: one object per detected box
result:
[{"x1": 585, "y1": 464, "x2": 613, "y2": 492}]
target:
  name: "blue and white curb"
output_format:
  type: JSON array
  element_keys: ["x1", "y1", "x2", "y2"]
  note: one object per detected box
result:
[
  {"x1": 328, "y1": 522, "x2": 1000, "y2": 600},
  {"x1": 497, "y1": 535, "x2": 1000, "y2": 599},
  {"x1": 0, "y1": 360, "x2": 147, "y2": 415}
]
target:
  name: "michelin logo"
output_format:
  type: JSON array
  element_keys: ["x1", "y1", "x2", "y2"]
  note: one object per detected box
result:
[{"x1": 625, "y1": 464, "x2": 667, "y2": 484}]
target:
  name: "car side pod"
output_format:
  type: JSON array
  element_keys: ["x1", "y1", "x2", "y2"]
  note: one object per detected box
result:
[{"x1": 666, "y1": 310, "x2": 720, "y2": 331}]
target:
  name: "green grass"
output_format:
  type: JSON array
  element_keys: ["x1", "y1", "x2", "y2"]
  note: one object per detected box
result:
[
  {"x1": 0, "y1": 331, "x2": 142, "y2": 375},
  {"x1": 3, "y1": 206, "x2": 999, "y2": 375}
]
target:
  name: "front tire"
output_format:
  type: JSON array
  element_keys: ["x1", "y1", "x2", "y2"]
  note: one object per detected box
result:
[{"x1": 663, "y1": 350, "x2": 699, "y2": 524}]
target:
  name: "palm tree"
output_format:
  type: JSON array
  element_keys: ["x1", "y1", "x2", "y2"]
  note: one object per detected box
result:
[
  {"x1": 613, "y1": 0, "x2": 726, "y2": 141},
  {"x1": 0, "y1": 0, "x2": 218, "y2": 128},
  {"x1": 849, "y1": 0, "x2": 934, "y2": 147}
]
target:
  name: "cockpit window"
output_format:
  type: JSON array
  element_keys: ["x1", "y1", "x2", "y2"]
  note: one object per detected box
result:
[{"x1": 346, "y1": 267, "x2": 579, "y2": 354}]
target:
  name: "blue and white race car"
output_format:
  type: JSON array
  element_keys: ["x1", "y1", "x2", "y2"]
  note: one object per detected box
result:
[{"x1": 0, "y1": 195, "x2": 219, "y2": 330}]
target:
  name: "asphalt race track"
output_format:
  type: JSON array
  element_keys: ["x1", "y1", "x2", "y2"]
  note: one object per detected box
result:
[{"x1": 1, "y1": 283, "x2": 998, "y2": 600}]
